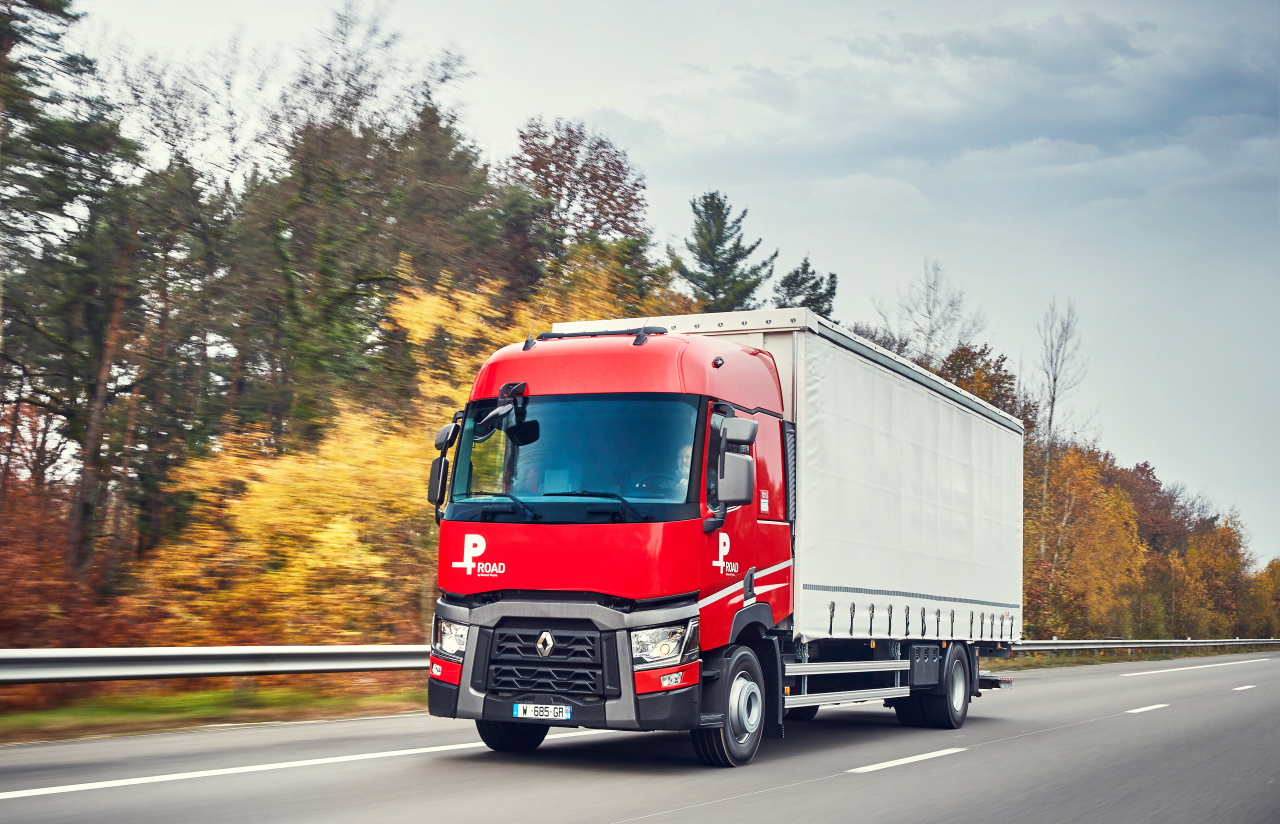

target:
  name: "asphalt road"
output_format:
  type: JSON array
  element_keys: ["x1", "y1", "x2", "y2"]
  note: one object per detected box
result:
[{"x1": 3, "y1": 652, "x2": 1278, "y2": 824}]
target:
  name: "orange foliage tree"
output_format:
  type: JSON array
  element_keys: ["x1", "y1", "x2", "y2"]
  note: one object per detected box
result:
[{"x1": 1023, "y1": 445, "x2": 1147, "y2": 638}]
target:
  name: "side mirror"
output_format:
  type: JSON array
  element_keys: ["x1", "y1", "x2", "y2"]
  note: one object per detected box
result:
[
  {"x1": 718, "y1": 452, "x2": 755, "y2": 506},
  {"x1": 721, "y1": 417, "x2": 758, "y2": 446},
  {"x1": 428, "y1": 455, "x2": 450, "y2": 506},
  {"x1": 434, "y1": 423, "x2": 460, "y2": 452},
  {"x1": 717, "y1": 417, "x2": 758, "y2": 479}
]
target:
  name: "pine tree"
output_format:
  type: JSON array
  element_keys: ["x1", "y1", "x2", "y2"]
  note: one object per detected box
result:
[
  {"x1": 673, "y1": 191, "x2": 776, "y2": 312},
  {"x1": 1, "y1": 0, "x2": 86, "y2": 361},
  {"x1": 772, "y1": 256, "x2": 837, "y2": 319}
]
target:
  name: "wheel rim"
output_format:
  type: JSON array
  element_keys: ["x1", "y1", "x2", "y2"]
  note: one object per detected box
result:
[
  {"x1": 949, "y1": 658, "x2": 966, "y2": 712},
  {"x1": 728, "y1": 671, "x2": 762, "y2": 743}
]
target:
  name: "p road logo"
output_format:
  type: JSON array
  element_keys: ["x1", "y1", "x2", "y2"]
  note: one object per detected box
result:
[
  {"x1": 453, "y1": 534, "x2": 505, "y2": 577},
  {"x1": 712, "y1": 533, "x2": 738, "y2": 575}
]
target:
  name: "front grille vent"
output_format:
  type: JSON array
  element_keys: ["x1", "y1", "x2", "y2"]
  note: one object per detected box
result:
[
  {"x1": 492, "y1": 628, "x2": 598, "y2": 663},
  {"x1": 489, "y1": 663, "x2": 601, "y2": 695}
]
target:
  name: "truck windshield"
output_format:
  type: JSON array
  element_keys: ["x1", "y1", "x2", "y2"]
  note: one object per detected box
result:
[{"x1": 448, "y1": 392, "x2": 703, "y2": 524}]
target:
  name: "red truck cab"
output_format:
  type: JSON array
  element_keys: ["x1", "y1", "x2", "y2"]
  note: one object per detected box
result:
[{"x1": 427, "y1": 327, "x2": 792, "y2": 765}]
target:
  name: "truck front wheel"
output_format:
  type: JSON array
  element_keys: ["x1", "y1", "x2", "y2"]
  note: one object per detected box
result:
[
  {"x1": 476, "y1": 719, "x2": 549, "y2": 752},
  {"x1": 922, "y1": 644, "x2": 970, "y2": 729},
  {"x1": 691, "y1": 645, "x2": 764, "y2": 767}
]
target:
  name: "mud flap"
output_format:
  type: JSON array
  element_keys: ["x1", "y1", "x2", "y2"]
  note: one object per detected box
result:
[{"x1": 745, "y1": 636, "x2": 785, "y2": 739}]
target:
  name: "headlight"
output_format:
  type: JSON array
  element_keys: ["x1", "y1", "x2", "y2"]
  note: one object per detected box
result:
[
  {"x1": 631, "y1": 619, "x2": 699, "y2": 670},
  {"x1": 433, "y1": 616, "x2": 469, "y2": 661}
]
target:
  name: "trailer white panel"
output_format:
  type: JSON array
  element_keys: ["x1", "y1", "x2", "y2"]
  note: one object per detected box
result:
[{"x1": 794, "y1": 332, "x2": 1023, "y2": 644}]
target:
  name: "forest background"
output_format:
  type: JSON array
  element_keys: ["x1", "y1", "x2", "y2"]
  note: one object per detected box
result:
[{"x1": 2, "y1": 4, "x2": 1277, "y2": 705}]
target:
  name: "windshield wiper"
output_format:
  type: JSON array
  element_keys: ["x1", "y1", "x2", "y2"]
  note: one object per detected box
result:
[
  {"x1": 542, "y1": 491, "x2": 651, "y2": 522},
  {"x1": 463, "y1": 491, "x2": 541, "y2": 521}
]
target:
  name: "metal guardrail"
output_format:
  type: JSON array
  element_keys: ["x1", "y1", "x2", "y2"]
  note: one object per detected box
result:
[
  {"x1": 1, "y1": 638, "x2": 1276, "y2": 684},
  {"x1": 0, "y1": 645, "x2": 434, "y2": 684},
  {"x1": 1015, "y1": 638, "x2": 1280, "y2": 652}
]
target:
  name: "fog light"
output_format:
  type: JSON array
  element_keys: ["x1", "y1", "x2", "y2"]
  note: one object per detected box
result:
[
  {"x1": 660, "y1": 671, "x2": 684, "y2": 688},
  {"x1": 431, "y1": 663, "x2": 442, "y2": 677}
]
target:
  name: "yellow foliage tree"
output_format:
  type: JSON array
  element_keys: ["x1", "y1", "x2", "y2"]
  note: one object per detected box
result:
[
  {"x1": 1178, "y1": 510, "x2": 1252, "y2": 637},
  {"x1": 1026, "y1": 445, "x2": 1147, "y2": 638}
]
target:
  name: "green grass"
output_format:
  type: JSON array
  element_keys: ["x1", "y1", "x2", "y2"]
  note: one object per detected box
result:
[{"x1": 0, "y1": 688, "x2": 431, "y2": 744}]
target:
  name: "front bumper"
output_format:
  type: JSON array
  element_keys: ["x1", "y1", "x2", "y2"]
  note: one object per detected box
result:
[
  {"x1": 427, "y1": 596, "x2": 702, "y2": 731},
  {"x1": 428, "y1": 676, "x2": 700, "y2": 731}
]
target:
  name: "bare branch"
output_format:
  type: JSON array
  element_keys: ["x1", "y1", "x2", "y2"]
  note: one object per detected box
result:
[{"x1": 856, "y1": 259, "x2": 986, "y2": 368}]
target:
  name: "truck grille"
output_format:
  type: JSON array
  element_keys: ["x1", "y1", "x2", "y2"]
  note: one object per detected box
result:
[
  {"x1": 488, "y1": 663, "x2": 601, "y2": 695},
  {"x1": 483, "y1": 625, "x2": 612, "y2": 697},
  {"x1": 491, "y1": 628, "x2": 598, "y2": 662}
]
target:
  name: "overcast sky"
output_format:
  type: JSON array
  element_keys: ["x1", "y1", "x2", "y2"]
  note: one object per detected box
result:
[{"x1": 81, "y1": 0, "x2": 1279, "y2": 561}]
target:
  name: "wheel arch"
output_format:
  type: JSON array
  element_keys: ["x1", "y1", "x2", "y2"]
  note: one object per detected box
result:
[{"x1": 729, "y1": 602, "x2": 774, "y2": 643}]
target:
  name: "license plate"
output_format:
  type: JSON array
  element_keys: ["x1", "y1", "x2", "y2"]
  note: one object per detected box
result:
[{"x1": 513, "y1": 703, "x2": 572, "y2": 721}]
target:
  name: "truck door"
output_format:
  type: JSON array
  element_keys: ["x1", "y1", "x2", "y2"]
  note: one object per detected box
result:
[{"x1": 700, "y1": 405, "x2": 758, "y2": 649}]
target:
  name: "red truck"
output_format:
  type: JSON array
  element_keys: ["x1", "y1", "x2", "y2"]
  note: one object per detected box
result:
[{"x1": 426, "y1": 309, "x2": 1021, "y2": 766}]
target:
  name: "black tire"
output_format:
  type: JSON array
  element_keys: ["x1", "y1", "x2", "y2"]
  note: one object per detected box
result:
[
  {"x1": 785, "y1": 704, "x2": 820, "y2": 721},
  {"x1": 690, "y1": 645, "x2": 765, "y2": 767},
  {"x1": 475, "y1": 719, "x2": 550, "y2": 752},
  {"x1": 922, "y1": 644, "x2": 970, "y2": 729},
  {"x1": 893, "y1": 696, "x2": 928, "y2": 727}
]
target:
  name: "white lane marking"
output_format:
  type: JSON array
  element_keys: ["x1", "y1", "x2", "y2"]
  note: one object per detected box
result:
[
  {"x1": 846, "y1": 748, "x2": 966, "y2": 773},
  {"x1": 1126, "y1": 704, "x2": 1168, "y2": 714},
  {"x1": 0, "y1": 729, "x2": 616, "y2": 801},
  {"x1": 1233, "y1": 685, "x2": 1256, "y2": 691},
  {"x1": 1119, "y1": 658, "x2": 1270, "y2": 677}
]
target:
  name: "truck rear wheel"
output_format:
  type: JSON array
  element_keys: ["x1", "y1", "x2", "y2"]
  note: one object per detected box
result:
[
  {"x1": 922, "y1": 644, "x2": 970, "y2": 729},
  {"x1": 691, "y1": 645, "x2": 764, "y2": 767},
  {"x1": 476, "y1": 719, "x2": 550, "y2": 752}
]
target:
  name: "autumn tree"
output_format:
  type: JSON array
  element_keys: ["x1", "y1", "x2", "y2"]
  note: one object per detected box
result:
[
  {"x1": 1033, "y1": 297, "x2": 1087, "y2": 564},
  {"x1": 1023, "y1": 445, "x2": 1146, "y2": 638},
  {"x1": 1238, "y1": 559, "x2": 1280, "y2": 639},
  {"x1": 506, "y1": 117, "x2": 647, "y2": 247}
]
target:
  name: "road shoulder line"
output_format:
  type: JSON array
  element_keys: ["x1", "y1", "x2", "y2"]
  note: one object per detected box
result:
[
  {"x1": 1118, "y1": 658, "x2": 1270, "y2": 677},
  {"x1": 847, "y1": 748, "x2": 967, "y2": 773},
  {"x1": 0, "y1": 729, "x2": 616, "y2": 802}
]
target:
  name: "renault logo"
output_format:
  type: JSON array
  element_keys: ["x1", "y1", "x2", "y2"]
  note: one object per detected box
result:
[{"x1": 536, "y1": 631, "x2": 555, "y2": 657}]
